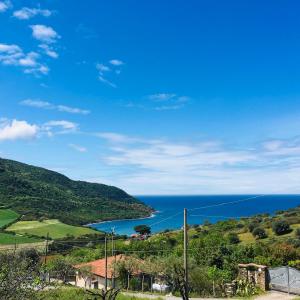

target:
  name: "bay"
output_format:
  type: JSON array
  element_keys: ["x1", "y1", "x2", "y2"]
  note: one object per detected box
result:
[{"x1": 90, "y1": 195, "x2": 300, "y2": 235}]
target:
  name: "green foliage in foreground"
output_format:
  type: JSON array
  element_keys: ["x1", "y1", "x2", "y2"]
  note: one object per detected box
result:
[
  {"x1": 0, "y1": 232, "x2": 41, "y2": 245},
  {"x1": 0, "y1": 209, "x2": 19, "y2": 228},
  {"x1": 0, "y1": 157, "x2": 152, "y2": 225},
  {"x1": 39, "y1": 288, "x2": 162, "y2": 300},
  {"x1": 7, "y1": 219, "x2": 100, "y2": 239}
]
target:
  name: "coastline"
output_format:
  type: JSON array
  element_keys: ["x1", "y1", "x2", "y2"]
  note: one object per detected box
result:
[{"x1": 86, "y1": 212, "x2": 157, "y2": 227}]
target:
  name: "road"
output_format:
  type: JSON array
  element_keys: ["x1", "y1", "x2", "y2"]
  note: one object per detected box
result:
[{"x1": 123, "y1": 291, "x2": 298, "y2": 300}]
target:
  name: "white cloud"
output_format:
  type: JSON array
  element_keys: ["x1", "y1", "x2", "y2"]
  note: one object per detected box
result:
[
  {"x1": 30, "y1": 25, "x2": 59, "y2": 43},
  {"x1": 43, "y1": 120, "x2": 78, "y2": 134},
  {"x1": 96, "y1": 132, "x2": 140, "y2": 143},
  {"x1": 0, "y1": 44, "x2": 20, "y2": 53},
  {"x1": 0, "y1": 43, "x2": 49, "y2": 75},
  {"x1": 39, "y1": 44, "x2": 58, "y2": 58},
  {"x1": 69, "y1": 143, "x2": 87, "y2": 152},
  {"x1": 96, "y1": 63, "x2": 110, "y2": 73},
  {"x1": 20, "y1": 99, "x2": 90, "y2": 115},
  {"x1": 0, "y1": 1, "x2": 11, "y2": 13},
  {"x1": 98, "y1": 76, "x2": 116, "y2": 88},
  {"x1": 13, "y1": 7, "x2": 52, "y2": 20},
  {"x1": 109, "y1": 59, "x2": 124, "y2": 66},
  {"x1": 18, "y1": 52, "x2": 39, "y2": 67},
  {"x1": 148, "y1": 93, "x2": 177, "y2": 102},
  {"x1": 96, "y1": 60, "x2": 124, "y2": 88},
  {"x1": 96, "y1": 133, "x2": 300, "y2": 194},
  {"x1": 0, "y1": 119, "x2": 38, "y2": 141},
  {"x1": 21, "y1": 99, "x2": 51, "y2": 108}
]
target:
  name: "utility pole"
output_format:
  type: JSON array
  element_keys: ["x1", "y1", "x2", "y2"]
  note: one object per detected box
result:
[
  {"x1": 105, "y1": 235, "x2": 108, "y2": 291},
  {"x1": 44, "y1": 232, "x2": 49, "y2": 264},
  {"x1": 111, "y1": 227, "x2": 115, "y2": 288},
  {"x1": 183, "y1": 208, "x2": 189, "y2": 300}
]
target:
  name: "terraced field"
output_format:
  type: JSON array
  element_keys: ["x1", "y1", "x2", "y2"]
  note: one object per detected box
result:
[
  {"x1": 0, "y1": 209, "x2": 19, "y2": 228},
  {"x1": 6, "y1": 219, "x2": 101, "y2": 239}
]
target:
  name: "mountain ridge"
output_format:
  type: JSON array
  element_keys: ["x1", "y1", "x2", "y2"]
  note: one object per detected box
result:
[{"x1": 0, "y1": 157, "x2": 152, "y2": 225}]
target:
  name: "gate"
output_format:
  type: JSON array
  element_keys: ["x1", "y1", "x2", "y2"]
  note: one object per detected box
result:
[{"x1": 268, "y1": 266, "x2": 300, "y2": 295}]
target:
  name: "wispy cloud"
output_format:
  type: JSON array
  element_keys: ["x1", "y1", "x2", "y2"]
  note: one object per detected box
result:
[
  {"x1": 20, "y1": 99, "x2": 90, "y2": 115},
  {"x1": 38, "y1": 44, "x2": 58, "y2": 58},
  {"x1": 96, "y1": 59, "x2": 125, "y2": 88},
  {"x1": 95, "y1": 132, "x2": 300, "y2": 194},
  {"x1": 147, "y1": 93, "x2": 190, "y2": 111},
  {"x1": 98, "y1": 76, "x2": 117, "y2": 88},
  {"x1": 0, "y1": 43, "x2": 49, "y2": 75},
  {"x1": 109, "y1": 59, "x2": 124, "y2": 66},
  {"x1": 43, "y1": 120, "x2": 78, "y2": 134},
  {"x1": 30, "y1": 25, "x2": 60, "y2": 43},
  {"x1": 69, "y1": 143, "x2": 87, "y2": 153},
  {"x1": 123, "y1": 93, "x2": 190, "y2": 111},
  {"x1": 13, "y1": 7, "x2": 52, "y2": 20},
  {"x1": 0, "y1": 119, "x2": 38, "y2": 141},
  {"x1": 0, "y1": 1, "x2": 11, "y2": 13}
]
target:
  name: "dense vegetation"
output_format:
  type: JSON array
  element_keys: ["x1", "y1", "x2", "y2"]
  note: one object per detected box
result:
[
  {"x1": 1, "y1": 205, "x2": 300, "y2": 299},
  {"x1": 0, "y1": 158, "x2": 152, "y2": 225},
  {"x1": 45, "y1": 204, "x2": 300, "y2": 297}
]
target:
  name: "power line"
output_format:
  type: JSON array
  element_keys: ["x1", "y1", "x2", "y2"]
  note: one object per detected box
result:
[{"x1": 188, "y1": 195, "x2": 266, "y2": 212}]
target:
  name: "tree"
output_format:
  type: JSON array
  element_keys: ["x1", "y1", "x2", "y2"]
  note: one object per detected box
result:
[
  {"x1": 227, "y1": 233, "x2": 240, "y2": 244},
  {"x1": 134, "y1": 225, "x2": 151, "y2": 235},
  {"x1": 46, "y1": 255, "x2": 75, "y2": 283},
  {"x1": 252, "y1": 227, "x2": 267, "y2": 239},
  {"x1": 272, "y1": 220, "x2": 291, "y2": 235},
  {"x1": 153, "y1": 255, "x2": 191, "y2": 300},
  {"x1": 0, "y1": 249, "x2": 45, "y2": 300}
]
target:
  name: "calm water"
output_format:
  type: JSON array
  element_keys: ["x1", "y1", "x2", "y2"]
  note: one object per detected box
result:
[{"x1": 90, "y1": 195, "x2": 300, "y2": 235}]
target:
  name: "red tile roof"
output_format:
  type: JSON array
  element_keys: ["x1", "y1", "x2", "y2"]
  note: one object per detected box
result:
[{"x1": 74, "y1": 255, "x2": 127, "y2": 279}]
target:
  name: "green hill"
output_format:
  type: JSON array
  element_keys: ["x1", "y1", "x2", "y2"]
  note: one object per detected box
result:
[{"x1": 0, "y1": 158, "x2": 152, "y2": 225}]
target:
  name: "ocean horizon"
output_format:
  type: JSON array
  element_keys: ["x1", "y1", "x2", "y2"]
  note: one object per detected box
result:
[{"x1": 90, "y1": 194, "x2": 300, "y2": 235}]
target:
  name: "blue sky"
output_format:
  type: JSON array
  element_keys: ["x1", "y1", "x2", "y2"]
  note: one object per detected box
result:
[{"x1": 1, "y1": 0, "x2": 300, "y2": 195}]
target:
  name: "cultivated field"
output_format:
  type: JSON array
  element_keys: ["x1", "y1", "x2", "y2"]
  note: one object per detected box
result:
[
  {"x1": 0, "y1": 209, "x2": 19, "y2": 228},
  {"x1": 6, "y1": 219, "x2": 100, "y2": 239},
  {"x1": 0, "y1": 232, "x2": 42, "y2": 245}
]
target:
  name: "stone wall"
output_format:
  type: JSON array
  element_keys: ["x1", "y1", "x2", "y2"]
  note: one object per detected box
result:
[{"x1": 238, "y1": 263, "x2": 268, "y2": 291}]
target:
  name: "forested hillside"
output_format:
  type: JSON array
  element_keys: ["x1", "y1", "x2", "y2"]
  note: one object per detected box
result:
[{"x1": 0, "y1": 158, "x2": 152, "y2": 225}]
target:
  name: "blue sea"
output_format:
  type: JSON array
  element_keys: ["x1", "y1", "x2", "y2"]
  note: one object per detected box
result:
[{"x1": 90, "y1": 195, "x2": 300, "y2": 235}]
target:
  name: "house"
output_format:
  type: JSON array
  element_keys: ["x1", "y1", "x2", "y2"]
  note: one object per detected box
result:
[
  {"x1": 74, "y1": 254, "x2": 144, "y2": 290},
  {"x1": 74, "y1": 254, "x2": 123, "y2": 289}
]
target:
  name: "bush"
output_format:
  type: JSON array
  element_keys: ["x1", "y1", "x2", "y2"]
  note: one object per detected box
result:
[
  {"x1": 295, "y1": 228, "x2": 300, "y2": 238},
  {"x1": 272, "y1": 220, "x2": 291, "y2": 235},
  {"x1": 252, "y1": 227, "x2": 267, "y2": 239},
  {"x1": 248, "y1": 222, "x2": 259, "y2": 232},
  {"x1": 227, "y1": 233, "x2": 240, "y2": 244}
]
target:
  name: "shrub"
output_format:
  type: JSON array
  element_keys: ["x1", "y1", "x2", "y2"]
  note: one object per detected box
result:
[
  {"x1": 227, "y1": 233, "x2": 240, "y2": 244},
  {"x1": 252, "y1": 227, "x2": 267, "y2": 239},
  {"x1": 236, "y1": 279, "x2": 259, "y2": 297},
  {"x1": 295, "y1": 228, "x2": 300, "y2": 238},
  {"x1": 248, "y1": 222, "x2": 259, "y2": 232},
  {"x1": 272, "y1": 220, "x2": 291, "y2": 235}
]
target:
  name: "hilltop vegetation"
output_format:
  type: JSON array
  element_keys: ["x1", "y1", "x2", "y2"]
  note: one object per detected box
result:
[{"x1": 0, "y1": 158, "x2": 152, "y2": 225}]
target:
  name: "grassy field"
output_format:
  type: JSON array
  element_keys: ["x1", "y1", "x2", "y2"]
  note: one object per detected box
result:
[
  {"x1": 238, "y1": 223, "x2": 300, "y2": 244},
  {"x1": 0, "y1": 232, "x2": 42, "y2": 245},
  {"x1": 0, "y1": 209, "x2": 19, "y2": 228},
  {"x1": 6, "y1": 219, "x2": 100, "y2": 239}
]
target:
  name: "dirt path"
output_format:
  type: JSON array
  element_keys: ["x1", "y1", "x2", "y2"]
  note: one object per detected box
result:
[
  {"x1": 123, "y1": 291, "x2": 298, "y2": 300},
  {"x1": 254, "y1": 291, "x2": 297, "y2": 300}
]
